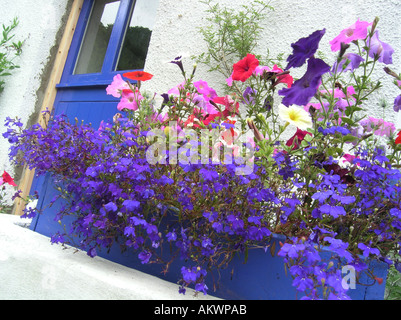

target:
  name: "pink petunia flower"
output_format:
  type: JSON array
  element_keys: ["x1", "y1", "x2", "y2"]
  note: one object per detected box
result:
[
  {"x1": 117, "y1": 89, "x2": 143, "y2": 111},
  {"x1": 226, "y1": 74, "x2": 233, "y2": 87},
  {"x1": 106, "y1": 74, "x2": 130, "y2": 98},
  {"x1": 359, "y1": 116, "x2": 396, "y2": 137},
  {"x1": 167, "y1": 82, "x2": 186, "y2": 96},
  {"x1": 342, "y1": 153, "x2": 360, "y2": 166},
  {"x1": 329, "y1": 19, "x2": 372, "y2": 52}
]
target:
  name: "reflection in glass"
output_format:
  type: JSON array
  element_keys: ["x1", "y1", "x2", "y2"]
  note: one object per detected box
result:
[
  {"x1": 116, "y1": 0, "x2": 159, "y2": 71},
  {"x1": 74, "y1": 0, "x2": 120, "y2": 74}
]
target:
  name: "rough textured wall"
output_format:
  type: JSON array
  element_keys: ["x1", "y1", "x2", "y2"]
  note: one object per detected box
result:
[
  {"x1": 144, "y1": 0, "x2": 401, "y2": 127},
  {"x1": 0, "y1": 0, "x2": 71, "y2": 197}
]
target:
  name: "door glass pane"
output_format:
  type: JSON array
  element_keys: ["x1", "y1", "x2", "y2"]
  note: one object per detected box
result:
[
  {"x1": 116, "y1": 0, "x2": 159, "y2": 71},
  {"x1": 74, "y1": 0, "x2": 121, "y2": 74}
]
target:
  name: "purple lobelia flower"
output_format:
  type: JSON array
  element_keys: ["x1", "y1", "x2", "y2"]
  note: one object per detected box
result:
[
  {"x1": 279, "y1": 57, "x2": 330, "y2": 106},
  {"x1": 358, "y1": 242, "x2": 380, "y2": 258},
  {"x1": 285, "y1": 29, "x2": 326, "y2": 70},
  {"x1": 138, "y1": 250, "x2": 152, "y2": 264},
  {"x1": 278, "y1": 240, "x2": 306, "y2": 259},
  {"x1": 366, "y1": 31, "x2": 394, "y2": 65}
]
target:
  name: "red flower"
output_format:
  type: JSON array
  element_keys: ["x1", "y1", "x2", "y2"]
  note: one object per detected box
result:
[
  {"x1": 232, "y1": 54, "x2": 259, "y2": 82},
  {"x1": 286, "y1": 128, "x2": 312, "y2": 150},
  {"x1": 272, "y1": 66, "x2": 294, "y2": 88},
  {"x1": 183, "y1": 108, "x2": 206, "y2": 128},
  {"x1": 123, "y1": 71, "x2": 153, "y2": 82},
  {"x1": 395, "y1": 130, "x2": 401, "y2": 144},
  {"x1": 213, "y1": 95, "x2": 239, "y2": 116},
  {"x1": 2, "y1": 171, "x2": 16, "y2": 187},
  {"x1": 202, "y1": 113, "x2": 224, "y2": 126}
]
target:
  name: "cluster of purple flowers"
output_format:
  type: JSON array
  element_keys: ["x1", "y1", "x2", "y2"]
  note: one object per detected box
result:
[
  {"x1": 4, "y1": 16, "x2": 401, "y2": 300},
  {"x1": 4, "y1": 113, "x2": 282, "y2": 294},
  {"x1": 5, "y1": 108, "x2": 401, "y2": 299},
  {"x1": 277, "y1": 237, "x2": 352, "y2": 300}
]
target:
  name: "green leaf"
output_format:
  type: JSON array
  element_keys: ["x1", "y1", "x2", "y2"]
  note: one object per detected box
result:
[
  {"x1": 342, "y1": 134, "x2": 358, "y2": 143},
  {"x1": 340, "y1": 117, "x2": 355, "y2": 126}
]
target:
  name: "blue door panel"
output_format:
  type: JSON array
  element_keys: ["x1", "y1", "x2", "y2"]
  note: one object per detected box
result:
[
  {"x1": 55, "y1": 101, "x2": 119, "y2": 128},
  {"x1": 54, "y1": 87, "x2": 118, "y2": 102}
]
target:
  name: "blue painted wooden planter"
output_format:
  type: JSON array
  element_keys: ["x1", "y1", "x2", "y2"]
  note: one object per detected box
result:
[{"x1": 30, "y1": 183, "x2": 388, "y2": 300}]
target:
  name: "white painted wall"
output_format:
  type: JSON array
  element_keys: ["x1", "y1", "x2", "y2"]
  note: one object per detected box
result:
[
  {"x1": 144, "y1": 0, "x2": 401, "y2": 127},
  {"x1": 0, "y1": 0, "x2": 70, "y2": 200}
]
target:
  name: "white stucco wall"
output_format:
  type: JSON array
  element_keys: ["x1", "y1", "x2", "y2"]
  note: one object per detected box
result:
[
  {"x1": 144, "y1": 0, "x2": 401, "y2": 127},
  {"x1": 0, "y1": 0, "x2": 70, "y2": 193}
]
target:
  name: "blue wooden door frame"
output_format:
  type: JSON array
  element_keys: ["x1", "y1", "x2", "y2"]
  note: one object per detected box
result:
[{"x1": 30, "y1": 0, "x2": 145, "y2": 232}]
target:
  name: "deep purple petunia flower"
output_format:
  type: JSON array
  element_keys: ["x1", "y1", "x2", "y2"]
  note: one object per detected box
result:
[
  {"x1": 170, "y1": 56, "x2": 185, "y2": 74},
  {"x1": 394, "y1": 95, "x2": 401, "y2": 112},
  {"x1": 285, "y1": 29, "x2": 326, "y2": 70},
  {"x1": 279, "y1": 57, "x2": 331, "y2": 106},
  {"x1": 366, "y1": 31, "x2": 394, "y2": 65}
]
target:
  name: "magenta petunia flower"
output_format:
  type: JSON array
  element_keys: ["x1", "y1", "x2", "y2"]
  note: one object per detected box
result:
[
  {"x1": 366, "y1": 31, "x2": 394, "y2": 65},
  {"x1": 193, "y1": 79, "x2": 217, "y2": 101},
  {"x1": 117, "y1": 89, "x2": 143, "y2": 111},
  {"x1": 329, "y1": 19, "x2": 372, "y2": 52},
  {"x1": 285, "y1": 29, "x2": 326, "y2": 70},
  {"x1": 279, "y1": 57, "x2": 330, "y2": 107}
]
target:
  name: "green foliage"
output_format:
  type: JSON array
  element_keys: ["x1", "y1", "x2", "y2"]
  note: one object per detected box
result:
[
  {"x1": 385, "y1": 265, "x2": 401, "y2": 300},
  {"x1": 0, "y1": 17, "x2": 23, "y2": 93},
  {"x1": 194, "y1": 0, "x2": 274, "y2": 80}
]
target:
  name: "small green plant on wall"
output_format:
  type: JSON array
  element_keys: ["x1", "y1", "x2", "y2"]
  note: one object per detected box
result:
[
  {"x1": 0, "y1": 17, "x2": 23, "y2": 93},
  {"x1": 194, "y1": 0, "x2": 278, "y2": 87}
]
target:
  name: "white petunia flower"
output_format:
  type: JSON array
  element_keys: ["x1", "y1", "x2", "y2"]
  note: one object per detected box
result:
[{"x1": 278, "y1": 104, "x2": 312, "y2": 130}]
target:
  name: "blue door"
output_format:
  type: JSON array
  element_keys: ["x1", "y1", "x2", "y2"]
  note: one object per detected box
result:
[{"x1": 30, "y1": 0, "x2": 159, "y2": 235}]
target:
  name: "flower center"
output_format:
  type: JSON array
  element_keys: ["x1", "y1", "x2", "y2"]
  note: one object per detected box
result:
[
  {"x1": 345, "y1": 28, "x2": 354, "y2": 37},
  {"x1": 377, "y1": 44, "x2": 384, "y2": 56},
  {"x1": 289, "y1": 111, "x2": 298, "y2": 121}
]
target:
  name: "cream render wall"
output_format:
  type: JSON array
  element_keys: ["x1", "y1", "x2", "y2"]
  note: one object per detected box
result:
[{"x1": 1, "y1": 0, "x2": 401, "y2": 201}]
